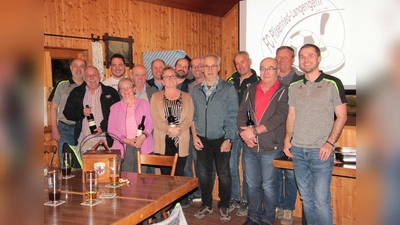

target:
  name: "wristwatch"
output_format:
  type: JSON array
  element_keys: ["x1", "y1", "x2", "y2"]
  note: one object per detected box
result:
[
  {"x1": 253, "y1": 128, "x2": 259, "y2": 136},
  {"x1": 226, "y1": 138, "x2": 233, "y2": 143}
]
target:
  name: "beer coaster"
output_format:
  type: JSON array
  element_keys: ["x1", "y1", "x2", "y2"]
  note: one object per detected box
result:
[
  {"x1": 105, "y1": 184, "x2": 123, "y2": 188},
  {"x1": 62, "y1": 175, "x2": 75, "y2": 179},
  {"x1": 80, "y1": 200, "x2": 101, "y2": 206},
  {"x1": 99, "y1": 193, "x2": 116, "y2": 199},
  {"x1": 44, "y1": 200, "x2": 65, "y2": 207}
]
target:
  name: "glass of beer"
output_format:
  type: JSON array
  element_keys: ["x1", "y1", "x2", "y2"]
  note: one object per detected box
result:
[
  {"x1": 61, "y1": 152, "x2": 72, "y2": 177},
  {"x1": 47, "y1": 170, "x2": 62, "y2": 203},
  {"x1": 84, "y1": 170, "x2": 97, "y2": 203},
  {"x1": 108, "y1": 158, "x2": 121, "y2": 186}
]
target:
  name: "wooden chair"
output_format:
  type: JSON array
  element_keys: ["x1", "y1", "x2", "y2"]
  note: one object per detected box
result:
[
  {"x1": 137, "y1": 152, "x2": 178, "y2": 175},
  {"x1": 44, "y1": 145, "x2": 57, "y2": 168},
  {"x1": 136, "y1": 151, "x2": 179, "y2": 220}
]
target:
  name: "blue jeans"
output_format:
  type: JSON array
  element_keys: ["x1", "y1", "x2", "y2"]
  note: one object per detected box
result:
[
  {"x1": 57, "y1": 122, "x2": 75, "y2": 168},
  {"x1": 243, "y1": 147, "x2": 281, "y2": 225},
  {"x1": 197, "y1": 136, "x2": 231, "y2": 209},
  {"x1": 230, "y1": 132, "x2": 248, "y2": 202},
  {"x1": 291, "y1": 146, "x2": 334, "y2": 225},
  {"x1": 277, "y1": 153, "x2": 297, "y2": 210}
]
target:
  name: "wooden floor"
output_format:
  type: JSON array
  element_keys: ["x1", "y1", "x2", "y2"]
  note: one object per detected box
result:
[{"x1": 182, "y1": 200, "x2": 303, "y2": 225}]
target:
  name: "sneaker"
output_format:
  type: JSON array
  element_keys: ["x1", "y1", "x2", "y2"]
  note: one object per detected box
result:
[
  {"x1": 180, "y1": 197, "x2": 191, "y2": 208},
  {"x1": 236, "y1": 201, "x2": 248, "y2": 216},
  {"x1": 219, "y1": 207, "x2": 231, "y2": 222},
  {"x1": 275, "y1": 207, "x2": 283, "y2": 219},
  {"x1": 194, "y1": 206, "x2": 213, "y2": 219},
  {"x1": 228, "y1": 199, "x2": 241, "y2": 212},
  {"x1": 243, "y1": 218, "x2": 259, "y2": 225},
  {"x1": 280, "y1": 210, "x2": 293, "y2": 225}
]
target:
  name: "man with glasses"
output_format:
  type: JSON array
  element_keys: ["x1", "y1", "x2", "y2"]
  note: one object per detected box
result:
[
  {"x1": 191, "y1": 54, "x2": 238, "y2": 222},
  {"x1": 103, "y1": 54, "x2": 127, "y2": 90},
  {"x1": 238, "y1": 57, "x2": 288, "y2": 225},
  {"x1": 227, "y1": 51, "x2": 259, "y2": 217},
  {"x1": 275, "y1": 46, "x2": 300, "y2": 225}
]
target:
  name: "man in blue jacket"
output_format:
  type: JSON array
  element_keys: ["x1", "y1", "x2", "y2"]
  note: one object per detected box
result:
[
  {"x1": 238, "y1": 57, "x2": 288, "y2": 225},
  {"x1": 191, "y1": 54, "x2": 238, "y2": 222}
]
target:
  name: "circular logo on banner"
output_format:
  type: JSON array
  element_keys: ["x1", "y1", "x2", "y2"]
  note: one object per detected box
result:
[{"x1": 94, "y1": 162, "x2": 106, "y2": 176}]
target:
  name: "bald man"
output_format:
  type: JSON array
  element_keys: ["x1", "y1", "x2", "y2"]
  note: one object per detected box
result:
[{"x1": 130, "y1": 65, "x2": 158, "y2": 102}]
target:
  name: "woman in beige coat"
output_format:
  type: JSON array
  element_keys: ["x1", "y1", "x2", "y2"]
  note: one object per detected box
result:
[{"x1": 150, "y1": 66, "x2": 194, "y2": 176}]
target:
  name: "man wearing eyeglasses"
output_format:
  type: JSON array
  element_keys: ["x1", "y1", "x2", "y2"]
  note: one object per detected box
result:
[
  {"x1": 191, "y1": 54, "x2": 238, "y2": 222},
  {"x1": 238, "y1": 57, "x2": 288, "y2": 225},
  {"x1": 274, "y1": 46, "x2": 300, "y2": 225},
  {"x1": 227, "y1": 51, "x2": 259, "y2": 217}
]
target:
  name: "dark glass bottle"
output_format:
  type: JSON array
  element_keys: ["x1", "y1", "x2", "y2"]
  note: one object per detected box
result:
[
  {"x1": 136, "y1": 115, "x2": 146, "y2": 137},
  {"x1": 167, "y1": 107, "x2": 176, "y2": 127},
  {"x1": 246, "y1": 110, "x2": 255, "y2": 127},
  {"x1": 86, "y1": 105, "x2": 97, "y2": 134}
]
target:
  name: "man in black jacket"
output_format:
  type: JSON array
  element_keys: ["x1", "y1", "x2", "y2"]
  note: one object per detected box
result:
[{"x1": 64, "y1": 66, "x2": 120, "y2": 151}]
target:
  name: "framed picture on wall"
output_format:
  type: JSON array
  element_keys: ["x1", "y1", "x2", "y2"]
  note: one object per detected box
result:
[{"x1": 103, "y1": 33, "x2": 134, "y2": 69}]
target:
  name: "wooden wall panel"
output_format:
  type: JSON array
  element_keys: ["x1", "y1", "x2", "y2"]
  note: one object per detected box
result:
[
  {"x1": 221, "y1": 4, "x2": 239, "y2": 80},
  {"x1": 45, "y1": 0, "x2": 230, "y2": 80}
]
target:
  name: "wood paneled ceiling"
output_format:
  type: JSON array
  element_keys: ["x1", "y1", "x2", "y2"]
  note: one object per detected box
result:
[{"x1": 137, "y1": 0, "x2": 238, "y2": 17}]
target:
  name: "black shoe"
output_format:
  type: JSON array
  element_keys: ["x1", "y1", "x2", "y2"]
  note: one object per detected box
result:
[
  {"x1": 180, "y1": 198, "x2": 191, "y2": 208},
  {"x1": 243, "y1": 218, "x2": 259, "y2": 225}
]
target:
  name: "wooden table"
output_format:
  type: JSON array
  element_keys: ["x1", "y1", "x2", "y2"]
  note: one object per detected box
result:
[
  {"x1": 272, "y1": 156, "x2": 356, "y2": 225},
  {"x1": 44, "y1": 170, "x2": 198, "y2": 224}
]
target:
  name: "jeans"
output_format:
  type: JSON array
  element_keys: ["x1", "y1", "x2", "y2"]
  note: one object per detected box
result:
[
  {"x1": 291, "y1": 146, "x2": 334, "y2": 225},
  {"x1": 57, "y1": 122, "x2": 75, "y2": 168},
  {"x1": 197, "y1": 136, "x2": 231, "y2": 209},
  {"x1": 277, "y1": 153, "x2": 297, "y2": 210},
  {"x1": 230, "y1": 132, "x2": 248, "y2": 202},
  {"x1": 244, "y1": 147, "x2": 281, "y2": 224}
]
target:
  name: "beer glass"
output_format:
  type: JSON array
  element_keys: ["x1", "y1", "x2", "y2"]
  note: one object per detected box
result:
[
  {"x1": 84, "y1": 170, "x2": 97, "y2": 203},
  {"x1": 61, "y1": 152, "x2": 72, "y2": 176},
  {"x1": 108, "y1": 158, "x2": 121, "y2": 186},
  {"x1": 47, "y1": 170, "x2": 62, "y2": 203}
]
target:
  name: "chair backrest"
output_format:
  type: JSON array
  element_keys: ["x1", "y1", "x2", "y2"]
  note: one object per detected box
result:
[
  {"x1": 44, "y1": 145, "x2": 57, "y2": 168},
  {"x1": 137, "y1": 151, "x2": 178, "y2": 175}
]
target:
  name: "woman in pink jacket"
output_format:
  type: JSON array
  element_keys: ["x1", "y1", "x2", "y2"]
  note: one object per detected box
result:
[{"x1": 108, "y1": 77, "x2": 154, "y2": 172}]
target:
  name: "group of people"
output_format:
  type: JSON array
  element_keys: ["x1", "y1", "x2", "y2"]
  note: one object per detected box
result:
[{"x1": 48, "y1": 43, "x2": 347, "y2": 225}]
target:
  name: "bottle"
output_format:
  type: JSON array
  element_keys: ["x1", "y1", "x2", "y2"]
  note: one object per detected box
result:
[
  {"x1": 86, "y1": 105, "x2": 97, "y2": 134},
  {"x1": 136, "y1": 115, "x2": 146, "y2": 137},
  {"x1": 246, "y1": 110, "x2": 255, "y2": 127},
  {"x1": 167, "y1": 107, "x2": 176, "y2": 127}
]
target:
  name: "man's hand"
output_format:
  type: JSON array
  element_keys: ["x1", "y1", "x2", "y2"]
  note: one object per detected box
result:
[
  {"x1": 193, "y1": 136, "x2": 204, "y2": 150},
  {"x1": 220, "y1": 140, "x2": 232, "y2": 152}
]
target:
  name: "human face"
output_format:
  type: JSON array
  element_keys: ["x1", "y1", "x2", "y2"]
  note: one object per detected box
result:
[
  {"x1": 110, "y1": 58, "x2": 126, "y2": 78},
  {"x1": 276, "y1": 49, "x2": 294, "y2": 74},
  {"x1": 118, "y1": 80, "x2": 135, "y2": 99},
  {"x1": 70, "y1": 59, "x2": 86, "y2": 79},
  {"x1": 175, "y1": 59, "x2": 189, "y2": 79},
  {"x1": 130, "y1": 66, "x2": 148, "y2": 89},
  {"x1": 190, "y1": 57, "x2": 203, "y2": 79},
  {"x1": 151, "y1": 60, "x2": 165, "y2": 80},
  {"x1": 202, "y1": 56, "x2": 220, "y2": 84},
  {"x1": 259, "y1": 58, "x2": 278, "y2": 86},
  {"x1": 84, "y1": 67, "x2": 100, "y2": 91},
  {"x1": 234, "y1": 54, "x2": 252, "y2": 76},
  {"x1": 299, "y1": 47, "x2": 321, "y2": 74},
  {"x1": 161, "y1": 69, "x2": 177, "y2": 88}
]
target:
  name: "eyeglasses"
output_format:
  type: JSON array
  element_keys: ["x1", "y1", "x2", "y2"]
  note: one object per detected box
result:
[
  {"x1": 163, "y1": 75, "x2": 176, "y2": 80},
  {"x1": 202, "y1": 65, "x2": 218, "y2": 69},
  {"x1": 260, "y1": 67, "x2": 278, "y2": 72},
  {"x1": 119, "y1": 86, "x2": 134, "y2": 91}
]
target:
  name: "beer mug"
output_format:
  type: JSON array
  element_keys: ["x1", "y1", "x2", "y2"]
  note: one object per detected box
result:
[
  {"x1": 108, "y1": 158, "x2": 121, "y2": 186},
  {"x1": 84, "y1": 170, "x2": 97, "y2": 203}
]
